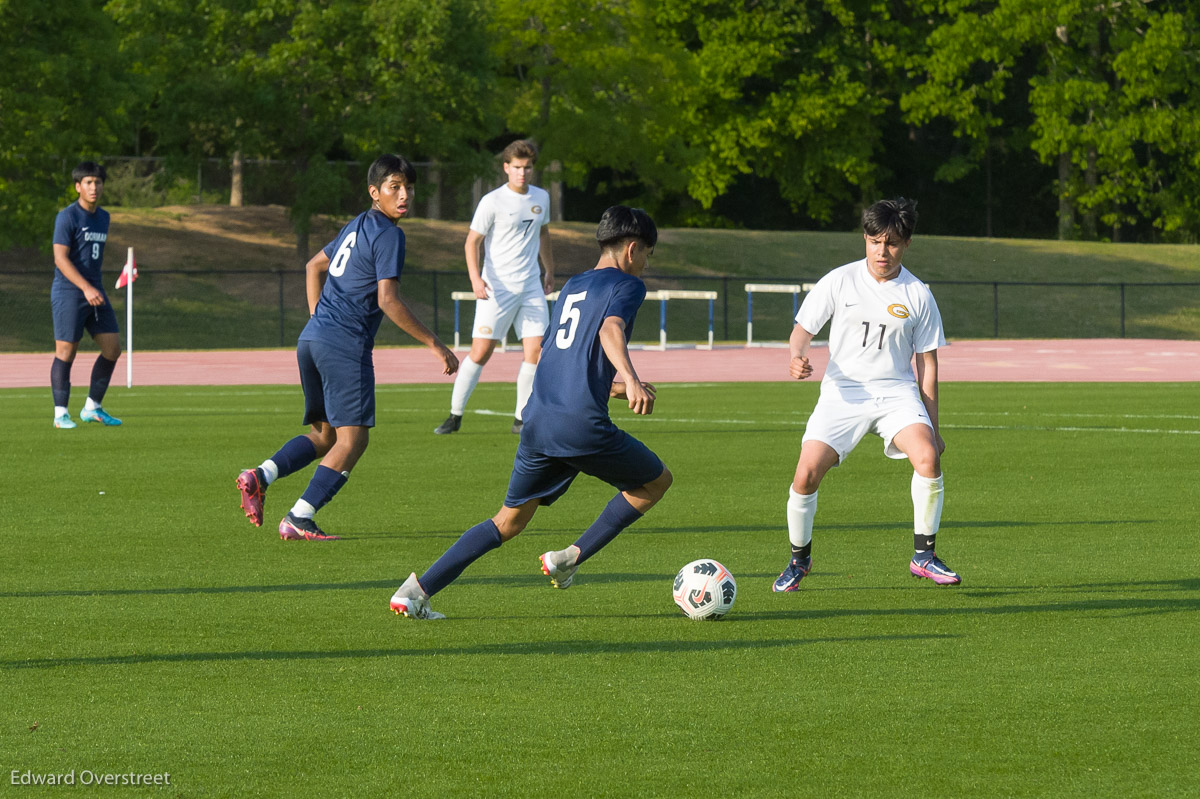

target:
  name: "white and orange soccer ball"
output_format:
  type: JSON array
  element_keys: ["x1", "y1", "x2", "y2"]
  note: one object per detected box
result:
[{"x1": 673, "y1": 559, "x2": 737, "y2": 620}]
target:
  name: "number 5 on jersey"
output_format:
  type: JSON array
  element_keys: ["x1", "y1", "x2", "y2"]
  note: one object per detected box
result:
[{"x1": 556, "y1": 291, "x2": 587, "y2": 349}]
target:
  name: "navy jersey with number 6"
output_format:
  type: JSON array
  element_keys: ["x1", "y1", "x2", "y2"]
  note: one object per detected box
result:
[
  {"x1": 299, "y1": 209, "x2": 405, "y2": 351},
  {"x1": 521, "y1": 267, "x2": 646, "y2": 456}
]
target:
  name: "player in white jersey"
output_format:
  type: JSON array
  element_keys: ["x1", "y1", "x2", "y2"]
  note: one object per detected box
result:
[
  {"x1": 773, "y1": 198, "x2": 961, "y2": 592},
  {"x1": 434, "y1": 139, "x2": 557, "y2": 435}
]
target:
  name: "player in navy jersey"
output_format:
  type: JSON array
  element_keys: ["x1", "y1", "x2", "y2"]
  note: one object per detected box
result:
[
  {"x1": 390, "y1": 206, "x2": 672, "y2": 619},
  {"x1": 236, "y1": 154, "x2": 458, "y2": 541},
  {"x1": 50, "y1": 162, "x2": 122, "y2": 429}
]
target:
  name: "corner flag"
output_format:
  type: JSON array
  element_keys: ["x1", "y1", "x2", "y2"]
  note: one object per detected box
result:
[
  {"x1": 115, "y1": 248, "x2": 138, "y2": 288},
  {"x1": 116, "y1": 248, "x2": 137, "y2": 387}
]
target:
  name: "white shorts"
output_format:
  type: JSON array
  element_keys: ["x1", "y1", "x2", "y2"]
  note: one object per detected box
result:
[
  {"x1": 471, "y1": 285, "x2": 549, "y2": 341},
  {"x1": 802, "y1": 390, "x2": 932, "y2": 464}
]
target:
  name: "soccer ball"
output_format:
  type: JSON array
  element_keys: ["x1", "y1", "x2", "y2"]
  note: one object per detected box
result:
[{"x1": 673, "y1": 559, "x2": 736, "y2": 620}]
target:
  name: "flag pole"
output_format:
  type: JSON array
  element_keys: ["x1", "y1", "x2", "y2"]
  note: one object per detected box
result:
[{"x1": 125, "y1": 247, "x2": 134, "y2": 388}]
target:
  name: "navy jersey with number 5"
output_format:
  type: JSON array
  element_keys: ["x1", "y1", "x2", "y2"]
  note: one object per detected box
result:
[
  {"x1": 299, "y1": 209, "x2": 405, "y2": 351},
  {"x1": 521, "y1": 267, "x2": 646, "y2": 456}
]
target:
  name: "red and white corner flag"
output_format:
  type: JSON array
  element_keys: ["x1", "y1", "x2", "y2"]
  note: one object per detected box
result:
[
  {"x1": 117, "y1": 247, "x2": 137, "y2": 387},
  {"x1": 115, "y1": 247, "x2": 138, "y2": 288}
]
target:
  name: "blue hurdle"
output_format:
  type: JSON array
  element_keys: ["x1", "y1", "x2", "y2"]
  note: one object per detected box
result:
[
  {"x1": 644, "y1": 289, "x2": 718, "y2": 350},
  {"x1": 744, "y1": 283, "x2": 814, "y2": 347}
]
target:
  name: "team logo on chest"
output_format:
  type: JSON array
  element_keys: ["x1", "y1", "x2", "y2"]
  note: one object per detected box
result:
[
  {"x1": 531, "y1": 205, "x2": 542, "y2": 215},
  {"x1": 887, "y1": 304, "x2": 910, "y2": 319}
]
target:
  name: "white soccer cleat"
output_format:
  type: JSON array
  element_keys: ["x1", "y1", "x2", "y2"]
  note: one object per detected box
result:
[
  {"x1": 390, "y1": 573, "x2": 445, "y2": 620},
  {"x1": 539, "y1": 546, "x2": 580, "y2": 589}
]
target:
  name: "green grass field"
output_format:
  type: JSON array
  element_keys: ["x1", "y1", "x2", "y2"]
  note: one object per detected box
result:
[{"x1": 4, "y1": 381, "x2": 1198, "y2": 797}]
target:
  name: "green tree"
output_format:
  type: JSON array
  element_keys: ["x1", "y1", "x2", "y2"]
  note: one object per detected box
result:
[
  {"x1": 653, "y1": 0, "x2": 924, "y2": 224},
  {"x1": 109, "y1": 0, "x2": 496, "y2": 258},
  {"x1": 0, "y1": 0, "x2": 129, "y2": 249},
  {"x1": 490, "y1": 0, "x2": 694, "y2": 207},
  {"x1": 904, "y1": 0, "x2": 1200, "y2": 241}
]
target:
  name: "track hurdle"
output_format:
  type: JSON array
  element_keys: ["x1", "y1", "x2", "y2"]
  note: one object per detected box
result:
[
  {"x1": 450, "y1": 290, "x2": 560, "y2": 350},
  {"x1": 744, "y1": 283, "x2": 814, "y2": 347},
  {"x1": 643, "y1": 289, "x2": 719, "y2": 350}
]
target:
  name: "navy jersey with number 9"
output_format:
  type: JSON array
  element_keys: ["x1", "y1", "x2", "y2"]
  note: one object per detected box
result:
[{"x1": 520, "y1": 267, "x2": 646, "y2": 456}]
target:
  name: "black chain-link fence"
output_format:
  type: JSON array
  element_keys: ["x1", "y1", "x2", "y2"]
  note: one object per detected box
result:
[{"x1": 3, "y1": 270, "x2": 1197, "y2": 353}]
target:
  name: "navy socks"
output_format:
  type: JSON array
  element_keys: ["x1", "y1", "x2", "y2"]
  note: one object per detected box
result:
[
  {"x1": 271, "y1": 436, "x2": 318, "y2": 481},
  {"x1": 574, "y1": 493, "x2": 643, "y2": 565},
  {"x1": 88, "y1": 354, "x2": 117, "y2": 405},
  {"x1": 51, "y1": 358, "x2": 72, "y2": 408},
  {"x1": 419, "y1": 520, "x2": 503, "y2": 597},
  {"x1": 299, "y1": 465, "x2": 348, "y2": 513}
]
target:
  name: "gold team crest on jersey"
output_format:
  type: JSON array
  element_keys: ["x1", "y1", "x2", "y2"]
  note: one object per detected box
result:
[
  {"x1": 887, "y1": 304, "x2": 910, "y2": 319},
  {"x1": 531, "y1": 205, "x2": 543, "y2": 215}
]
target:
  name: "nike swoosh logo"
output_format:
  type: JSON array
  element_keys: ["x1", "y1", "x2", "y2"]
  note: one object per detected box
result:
[
  {"x1": 844, "y1": 302, "x2": 857, "y2": 307},
  {"x1": 82, "y1": 227, "x2": 89, "y2": 231}
]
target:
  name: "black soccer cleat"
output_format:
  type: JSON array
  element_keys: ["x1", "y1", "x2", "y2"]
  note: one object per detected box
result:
[{"x1": 433, "y1": 413, "x2": 462, "y2": 435}]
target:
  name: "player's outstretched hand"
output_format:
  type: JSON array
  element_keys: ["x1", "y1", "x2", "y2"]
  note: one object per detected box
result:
[
  {"x1": 434, "y1": 344, "x2": 459, "y2": 375},
  {"x1": 789, "y1": 355, "x2": 812, "y2": 380},
  {"x1": 471, "y1": 277, "x2": 490, "y2": 300},
  {"x1": 625, "y1": 380, "x2": 656, "y2": 415}
]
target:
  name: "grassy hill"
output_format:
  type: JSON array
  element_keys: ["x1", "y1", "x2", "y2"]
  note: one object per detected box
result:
[{"x1": 2, "y1": 204, "x2": 1198, "y2": 351}]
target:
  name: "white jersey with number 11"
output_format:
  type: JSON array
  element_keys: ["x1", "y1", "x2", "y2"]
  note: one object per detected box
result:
[{"x1": 796, "y1": 259, "x2": 945, "y2": 400}]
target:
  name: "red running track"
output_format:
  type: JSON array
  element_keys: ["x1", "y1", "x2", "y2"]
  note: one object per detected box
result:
[{"x1": 3, "y1": 339, "x2": 1199, "y2": 388}]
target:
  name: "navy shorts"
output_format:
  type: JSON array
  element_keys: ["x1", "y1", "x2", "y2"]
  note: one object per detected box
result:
[
  {"x1": 504, "y1": 429, "x2": 665, "y2": 507},
  {"x1": 297, "y1": 339, "x2": 376, "y2": 428},
  {"x1": 51, "y1": 287, "x2": 119, "y2": 342}
]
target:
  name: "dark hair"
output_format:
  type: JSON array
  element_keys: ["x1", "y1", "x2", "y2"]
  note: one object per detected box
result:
[
  {"x1": 862, "y1": 198, "x2": 918, "y2": 241},
  {"x1": 72, "y1": 161, "x2": 107, "y2": 184},
  {"x1": 367, "y1": 154, "x2": 417, "y2": 189},
  {"x1": 501, "y1": 139, "x2": 539, "y2": 164},
  {"x1": 596, "y1": 205, "x2": 657, "y2": 250}
]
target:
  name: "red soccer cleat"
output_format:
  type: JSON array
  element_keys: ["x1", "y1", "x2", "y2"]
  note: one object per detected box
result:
[{"x1": 236, "y1": 468, "x2": 266, "y2": 527}]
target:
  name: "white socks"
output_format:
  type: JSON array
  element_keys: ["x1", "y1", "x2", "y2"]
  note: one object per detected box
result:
[
  {"x1": 84, "y1": 397, "x2": 101, "y2": 411},
  {"x1": 260, "y1": 459, "x2": 280, "y2": 486},
  {"x1": 515, "y1": 361, "x2": 537, "y2": 420},
  {"x1": 450, "y1": 356, "x2": 484, "y2": 416},
  {"x1": 54, "y1": 405, "x2": 69, "y2": 418},
  {"x1": 912, "y1": 473, "x2": 945, "y2": 544},
  {"x1": 290, "y1": 499, "x2": 317, "y2": 519},
  {"x1": 786, "y1": 487, "x2": 818, "y2": 548}
]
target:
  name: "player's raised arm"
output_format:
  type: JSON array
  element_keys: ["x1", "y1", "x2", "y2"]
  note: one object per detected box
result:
[
  {"x1": 599, "y1": 316, "x2": 654, "y2": 414},
  {"x1": 378, "y1": 278, "x2": 459, "y2": 375},
  {"x1": 789, "y1": 323, "x2": 815, "y2": 380},
  {"x1": 305, "y1": 250, "x2": 330, "y2": 316}
]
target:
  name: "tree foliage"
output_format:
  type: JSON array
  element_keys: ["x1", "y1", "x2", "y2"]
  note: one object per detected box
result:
[
  {"x1": 904, "y1": 0, "x2": 1200, "y2": 240},
  {"x1": 0, "y1": 0, "x2": 129, "y2": 249},
  {"x1": 109, "y1": 0, "x2": 495, "y2": 256},
  {"x1": 4, "y1": 0, "x2": 1200, "y2": 244}
]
